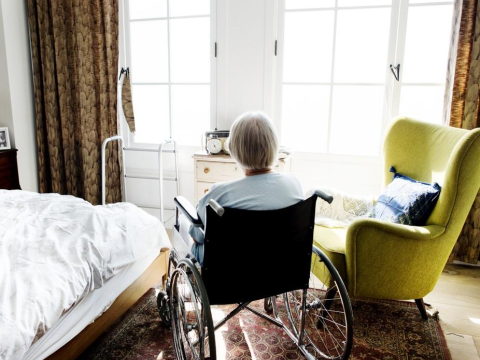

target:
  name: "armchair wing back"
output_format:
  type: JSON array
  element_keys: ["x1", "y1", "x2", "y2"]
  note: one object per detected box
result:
[
  {"x1": 384, "y1": 117, "x2": 480, "y2": 230},
  {"x1": 313, "y1": 117, "x2": 480, "y2": 318}
]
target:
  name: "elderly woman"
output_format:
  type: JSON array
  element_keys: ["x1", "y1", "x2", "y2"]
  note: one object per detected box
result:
[{"x1": 179, "y1": 111, "x2": 304, "y2": 265}]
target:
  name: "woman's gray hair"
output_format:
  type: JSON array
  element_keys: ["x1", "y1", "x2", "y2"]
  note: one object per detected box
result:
[{"x1": 228, "y1": 112, "x2": 279, "y2": 170}]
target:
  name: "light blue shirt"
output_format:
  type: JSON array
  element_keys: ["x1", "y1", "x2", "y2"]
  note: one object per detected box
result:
[{"x1": 189, "y1": 172, "x2": 304, "y2": 263}]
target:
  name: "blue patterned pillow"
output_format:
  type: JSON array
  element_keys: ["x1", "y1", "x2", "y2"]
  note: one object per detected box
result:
[{"x1": 369, "y1": 166, "x2": 441, "y2": 226}]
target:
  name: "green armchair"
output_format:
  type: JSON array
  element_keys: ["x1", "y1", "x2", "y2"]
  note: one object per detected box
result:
[{"x1": 313, "y1": 117, "x2": 480, "y2": 319}]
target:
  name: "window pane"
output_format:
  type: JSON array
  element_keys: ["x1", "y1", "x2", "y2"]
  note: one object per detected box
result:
[
  {"x1": 398, "y1": 86, "x2": 444, "y2": 124},
  {"x1": 283, "y1": 12, "x2": 335, "y2": 83},
  {"x1": 334, "y1": 8, "x2": 391, "y2": 83},
  {"x1": 170, "y1": 18, "x2": 210, "y2": 83},
  {"x1": 285, "y1": 0, "x2": 335, "y2": 9},
  {"x1": 330, "y1": 86, "x2": 384, "y2": 155},
  {"x1": 281, "y1": 85, "x2": 330, "y2": 152},
  {"x1": 402, "y1": 5, "x2": 453, "y2": 83},
  {"x1": 132, "y1": 85, "x2": 170, "y2": 143},
  {"x1": 171, "y1": 85, "x2": 210, "y2": 145},
  {"x1": 129, "y1": 0, "x2": 167, "y2": 20},
  {"x1": 409, "y1": 0, "x2": 452, "y2": 3},
  {"x1": 130, "y1": 21, "x2": 169, "y2": 83},
  {"x1": 339, "y1": 0, "x2": 391, "y2": 6},
  {"x1": 170, "y1": 0, "x2": 209, "y2": 17}
]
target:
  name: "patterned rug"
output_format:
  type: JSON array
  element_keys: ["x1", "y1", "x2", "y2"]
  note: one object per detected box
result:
[{"x1": 79, "y1": 289, "x2": 451, "y2": 360}]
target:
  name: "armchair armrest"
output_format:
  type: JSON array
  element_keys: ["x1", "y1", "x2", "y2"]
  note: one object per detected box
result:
[
  {"x1": 345, "y1": 218, "x2": 447, "y2": 299},
  {"x1": 174, "y1": 196, "x2": 203, "y2": 228},
  {"x1": 348, "y1": 218, "x2": 445, "y2": 241}
]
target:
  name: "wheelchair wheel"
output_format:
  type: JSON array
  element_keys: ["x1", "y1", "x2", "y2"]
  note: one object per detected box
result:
[
  {"x1": 264, "y1": 297, "x2": 274, "y2": 313},
  {"x1": 157, "y1": 290, "x2": 171, "y2": 328},
  {"x1": 284, "y1": 246, "x2": 353, "y2": 360},
  {"x1": 169, "y1": 259, "x2": 216, "y2": 360}
]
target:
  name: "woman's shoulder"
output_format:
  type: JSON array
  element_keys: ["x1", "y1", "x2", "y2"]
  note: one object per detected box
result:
[
  {"x1": 272, "y1": 172, "x2": 302, "y2": 184},
  {"x1": 210, "y1": 172, "x2": 302, "y2": 192}
]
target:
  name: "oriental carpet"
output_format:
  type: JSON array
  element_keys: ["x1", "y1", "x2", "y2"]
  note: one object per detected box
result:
[{"x1": 80, "y1": 289, "x2": 450, "y2": 360}]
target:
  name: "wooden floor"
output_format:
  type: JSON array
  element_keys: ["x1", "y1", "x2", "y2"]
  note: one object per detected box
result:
[{"x1": 425, "y1": 263, "x2": 480, "y2": 360}]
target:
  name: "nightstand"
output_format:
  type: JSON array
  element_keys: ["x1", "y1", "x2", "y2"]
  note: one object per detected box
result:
[
  {"x1": 193, "y1": 152, "x2": 291, "y2": 204},
  {"x1": 0, "y1": 149, "x2": 21, "y2": 190}
]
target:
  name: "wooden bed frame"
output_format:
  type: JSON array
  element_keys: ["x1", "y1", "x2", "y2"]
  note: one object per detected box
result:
[{"x1": 46, "y1": 249, "x2": 170, "y2": 360}]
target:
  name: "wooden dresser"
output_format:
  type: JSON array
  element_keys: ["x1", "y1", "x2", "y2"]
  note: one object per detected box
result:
[
  {"x1": 0, "y1": 149, "x2": 21, "y2": 190},
  {"x1": 193, "y1": 152, "x2": 291, "y2": 204}
]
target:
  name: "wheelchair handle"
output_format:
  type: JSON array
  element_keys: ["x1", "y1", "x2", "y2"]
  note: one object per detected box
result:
[
  {"x1": 314, "y1": 189, "x2": 334, "y2": 204},
  {"x1": 208, "y1": 199, "x2": 225, "y2": 217}
]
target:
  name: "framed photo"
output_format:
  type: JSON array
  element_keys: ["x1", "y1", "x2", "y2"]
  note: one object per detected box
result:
[{"x1": 0, "y1": 127, "x2": 11, "y2": 150}]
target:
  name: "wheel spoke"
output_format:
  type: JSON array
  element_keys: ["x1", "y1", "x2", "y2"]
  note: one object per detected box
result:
[
  {"x1": 169, "y1": 260, "x2": 216, "y2": 360},
  {"x1": 282, "y1": 249, "x2": 353, "y2": 360}
]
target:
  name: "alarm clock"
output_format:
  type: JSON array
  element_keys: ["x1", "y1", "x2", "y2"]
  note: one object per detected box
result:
[
  {"x1": 205, "y1": 130, "x2": 230, "y2": 155},
  {"x1": 207, "y1": 136, "x2": 222, "y2": 154}
]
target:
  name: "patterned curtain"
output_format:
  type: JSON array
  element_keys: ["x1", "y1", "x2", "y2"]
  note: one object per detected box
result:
[
  {"x1": 121, "y1": 70, "x2": 136, "y2": 133},
  {"x1": 26, "y1": 0, "x2": 122, "y2": 205},
  {"x1": 445, "y1": 0, "x2": 480, "y2": 263}
]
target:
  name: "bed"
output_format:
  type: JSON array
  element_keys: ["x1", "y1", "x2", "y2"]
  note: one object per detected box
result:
[{"x1": 0, "y1": 190, "x2": 171, "y2": 360}]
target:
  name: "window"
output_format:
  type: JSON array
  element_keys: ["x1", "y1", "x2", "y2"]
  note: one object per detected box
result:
[
  {"x1": 396, "y1": 2, "x2": 453, "y2": 124},
  {"x1": 276, "y1": 0, "x2": 453, "y2": 156},
  {"x1": 121, "y1": 0, "x2": 216, "y2": 146}
]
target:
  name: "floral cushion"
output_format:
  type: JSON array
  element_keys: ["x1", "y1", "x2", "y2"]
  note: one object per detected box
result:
[{"x1": 369, "y1": 166, "x2": 441, "y2": 226}]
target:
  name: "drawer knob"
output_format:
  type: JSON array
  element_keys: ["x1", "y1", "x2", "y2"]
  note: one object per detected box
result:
[
  {"x1": 204, "y1": 188, "x2": 209, "y2": 194},
  {"x1": 204, "y1": 167, "x2": 210, "y2": 174}
]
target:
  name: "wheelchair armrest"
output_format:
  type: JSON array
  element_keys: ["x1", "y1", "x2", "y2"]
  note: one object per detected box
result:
[
  {"x1": 174, "y1": 196, "x2": 203, "y2": 227},
  {"x1": 314, "y1": 189, "x2": 334, "y2": 204}
]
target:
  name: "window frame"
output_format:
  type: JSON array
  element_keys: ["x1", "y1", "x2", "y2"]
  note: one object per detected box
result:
[
  {"x1": 274, "y1": 0, "x2": 454, "y2": 157},
  {"x1": 119, "y1": 0, "x2": 218, "y2": 149},
  {"x1": 391, "y1": 0, "x2": 454, "y2": 122}
]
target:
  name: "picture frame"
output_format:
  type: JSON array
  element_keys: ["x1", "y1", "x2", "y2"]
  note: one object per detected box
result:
[{"x1": 0, "y1": 127, "x2": 11, "y2": 150}]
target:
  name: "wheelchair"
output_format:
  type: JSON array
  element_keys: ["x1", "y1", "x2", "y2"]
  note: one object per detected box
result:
[{"x1": 157, "y1": 190, "x2": 353, "y2": 360}]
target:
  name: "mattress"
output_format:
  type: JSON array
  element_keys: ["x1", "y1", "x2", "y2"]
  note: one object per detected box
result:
[{"x1": 23, "y1": 251, "x2": 160, "y2": 360}]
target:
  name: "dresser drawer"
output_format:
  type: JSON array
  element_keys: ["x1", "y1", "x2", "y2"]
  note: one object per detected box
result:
[
  {"x1": 0, "y1": 177, "x2": 18, "y2": 190},
  {"x1": 0, "y1": 149, "x2": 21, "y2": 190},
  {"x1": 274, "y1": 160, "x2": 285, "y2": 172},
  {"x1": 0, "y1": 151, "x2": 15, "y2": 168},
  {"x1": 0, "y1": 166, "x2": 16, "y2": 181},
  {"x1": 196, "y1": 181, "x2": 214, "y2": 199},
  {"x1": 196, "y1": 161, "x2": 244, "y2": 182}
]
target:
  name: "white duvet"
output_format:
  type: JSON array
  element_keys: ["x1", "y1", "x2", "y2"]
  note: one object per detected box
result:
[{"x1": 0, "y1": 190, "x2": 170, "y2": 360}]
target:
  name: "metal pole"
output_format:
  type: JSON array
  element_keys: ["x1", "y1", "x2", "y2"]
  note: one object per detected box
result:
[
  {"x1": 158, "y1": 139, "x2": 173, "y2": 223},
  {"x1": 101, "y1": 135, "x2": 124, "y2": 205},
  {"x1": 173, "y1": 139, "x2": 180, "y2": 195},
  {"x1": 297, "y1": 288, "x2": 308, "y2": 346}
]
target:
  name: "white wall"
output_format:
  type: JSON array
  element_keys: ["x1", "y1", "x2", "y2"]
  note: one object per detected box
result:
[
  {"x1": 0, "y1": 0, "x2": 38, "y2": 192},
  {"x1": 0, "y1": 2, "x2": 15, "y2": 147}
]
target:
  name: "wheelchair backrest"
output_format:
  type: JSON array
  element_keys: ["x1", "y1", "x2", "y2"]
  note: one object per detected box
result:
[{"x1": 202, "y1": 195, "x2": 317, "y2": 305}]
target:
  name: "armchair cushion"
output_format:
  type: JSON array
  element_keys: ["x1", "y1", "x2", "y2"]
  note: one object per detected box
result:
[
  {"x1": 313, "y1": 225, "x2": 348, "y2": 287},
  {"x1": 369, "y1": 166, "x2": 441, "y2": 226}
]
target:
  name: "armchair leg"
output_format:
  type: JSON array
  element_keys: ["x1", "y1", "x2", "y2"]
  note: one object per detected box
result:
[
  {"x1": 415, "y1": 298, "x2": 428, "y2": 320},
  {"x1": 324, "y1": 286, "x2": 337, "y2": 311}
]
